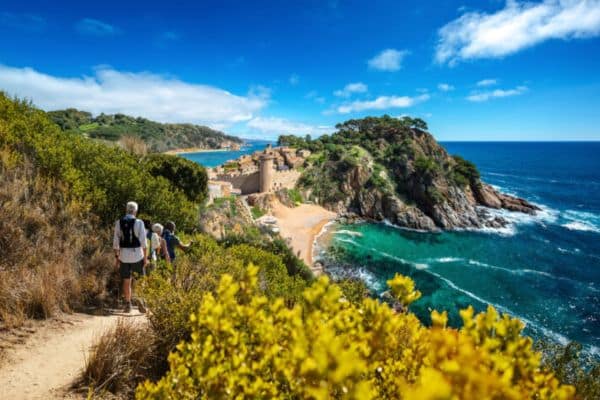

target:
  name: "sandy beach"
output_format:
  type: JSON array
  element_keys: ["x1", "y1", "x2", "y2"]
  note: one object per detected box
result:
[{"x1": 271, "y1": 202, "x2": 336, "y2": 275}]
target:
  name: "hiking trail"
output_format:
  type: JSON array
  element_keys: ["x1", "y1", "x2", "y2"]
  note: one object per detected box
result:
[{"x1": 0, "y1": 310, "x2": 146, "y2": 400}]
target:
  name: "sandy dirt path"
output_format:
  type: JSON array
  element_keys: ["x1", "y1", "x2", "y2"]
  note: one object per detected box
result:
[
  {"x1": 272, "y1": 202, "x2": 336, "y2": 274},
  {"x1": 0, "y1": 311, "x2": 145, "y2": 400}
]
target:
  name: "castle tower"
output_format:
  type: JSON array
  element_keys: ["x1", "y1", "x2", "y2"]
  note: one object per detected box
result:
[{"x1": 259, "y1": 153, "x2": 275, "y2": 193}]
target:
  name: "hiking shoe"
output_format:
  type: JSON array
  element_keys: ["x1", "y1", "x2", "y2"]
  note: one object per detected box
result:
[
  {"x1": 123, "y1": 302, "x2": 132, "y2": 313},
  {"x1": 135, "y1": 298, "x2": 147, "y2": 314}
]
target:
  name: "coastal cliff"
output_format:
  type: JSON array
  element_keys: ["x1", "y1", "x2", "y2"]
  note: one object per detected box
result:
[{"x1": 286, "y1": 116, "x2": 538, "y2": 231}]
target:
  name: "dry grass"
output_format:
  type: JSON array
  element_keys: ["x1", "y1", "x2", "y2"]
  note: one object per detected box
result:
[
  {"x1": 119, "y1": 135, "x2": 148, "y2": 156},
  {"x1": 78, "y1": 318, "x2": 156, "y2": 398},
  {"x1": 0, "y1": 155, "x2": 115, "y2": 328}
]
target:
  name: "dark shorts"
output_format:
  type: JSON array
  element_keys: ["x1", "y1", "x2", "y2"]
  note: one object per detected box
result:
[{"x1": 119, "y1": 260, "x2": 144, "y2": 279}]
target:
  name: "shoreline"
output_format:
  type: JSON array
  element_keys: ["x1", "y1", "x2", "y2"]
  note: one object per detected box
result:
[
  {"x1": 163, "y1": 147, "x2": 241, "y2": 155},
  {"x1": 271, "y1": 202, "x2": 336, "y2": 275}
]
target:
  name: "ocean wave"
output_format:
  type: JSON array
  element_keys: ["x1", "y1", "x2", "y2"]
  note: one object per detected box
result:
[
  {"x1": 561, "y1": 210, "x2": 600, "y2": 233},
  {"x1": 334, "y1": 237, "x2": 360, "y2": 246},
  {"x1": 473, "y1": 203, "x2": 560, "y2": 237},
  {"x1": 336, "y1": 229, "x2": 363, "y2": 237},
  {"x1": 326, "y1": 264, "x2": 385, "y2": 291},
  {"x1": 466, "y1": 259, "x2": 593, "y2": 290},
  {"x1": 430, "y1": 257, "x2": 464, "y2": 263},
  {"x1": 562, "y1": 222, "x2": 599, "y2": 232}
]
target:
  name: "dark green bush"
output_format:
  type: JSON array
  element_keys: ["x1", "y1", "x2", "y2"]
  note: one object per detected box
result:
[
  {"x1": 144, "y1": 153, "x2": 208, "y2": 203},
  {"x1": 452, "y1": 155, "x2": 481, "y2": 187}
]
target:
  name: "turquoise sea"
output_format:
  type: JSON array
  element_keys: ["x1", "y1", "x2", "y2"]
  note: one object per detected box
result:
[
  {"x1": 184, "y1": 141, "x2": 600, "y2": 355},
  {"x1": 318, "y1": 142, "x2": 600, "y2": 356},
  {"x1": 180, "y1": 140, "x2": 272, "y2": 167}
]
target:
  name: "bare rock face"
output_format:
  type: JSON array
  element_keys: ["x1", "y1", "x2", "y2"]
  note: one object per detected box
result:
[{"x1": 474, "y1": 184, "x2": 539, "y2": 214}]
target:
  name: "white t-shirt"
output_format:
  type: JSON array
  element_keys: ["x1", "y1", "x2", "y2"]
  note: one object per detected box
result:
[{"x1": 112, "y1": 215, "x2": 147, "y2": 263}]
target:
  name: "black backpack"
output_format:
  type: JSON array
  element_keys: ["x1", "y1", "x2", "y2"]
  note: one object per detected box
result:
[{"x1": 119, "y1": 217, "x2": 141, "y2": 248}]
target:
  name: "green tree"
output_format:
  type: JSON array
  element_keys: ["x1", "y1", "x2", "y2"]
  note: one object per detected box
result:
[{"x1": 144, "y1": 153, "x2": 208, "y2": 203}]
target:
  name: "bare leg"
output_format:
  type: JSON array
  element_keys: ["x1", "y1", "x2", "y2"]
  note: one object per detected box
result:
[{"x1": 123, "y1": 278, "x2": 131, "y2": 303}]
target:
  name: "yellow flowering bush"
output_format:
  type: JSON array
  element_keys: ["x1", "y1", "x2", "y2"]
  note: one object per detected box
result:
[
  {"x1": 387, "y1": 273, "x2": 422, "y2": 307},
  {"x1": 136, "y1": 266, "x2": 574, "y2": 399}
]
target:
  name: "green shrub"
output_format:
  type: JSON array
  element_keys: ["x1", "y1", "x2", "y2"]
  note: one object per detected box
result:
[
  {"x1": 414, "y1": 156, "x2": 440, "y2": 179},
  {"x1": 251, "y1": 205, "x2": 265, "y2": 219},
  {"x1": 139, "y1": 234, "x2": 309, "y2": 362},
  {"x1": 287, "y1": 188, "x2": 303, "y2": 204},
  {"x1": 452, "y1": 155, "x2": 481, "y2": 187},
  {"x1": 220, "y1": 226, "x2": 314, "y2": 281},
  {"x1": 335, "y1": 277, "x2": 371, "y2": 305},
  {"x1": 144, "y1": 153, "x2": 208, "y2": 203}
]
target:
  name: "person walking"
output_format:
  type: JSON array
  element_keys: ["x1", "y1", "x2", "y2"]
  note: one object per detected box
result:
[
  {"x1": 113, "y1": 201, "x2": 147, "y2": 313},
  {"x1": 162, "y1": 221, "x2": 192, "y2": 264},
  {"x1": 150, "y1": 223, "x2": 171, "y2": 265}
]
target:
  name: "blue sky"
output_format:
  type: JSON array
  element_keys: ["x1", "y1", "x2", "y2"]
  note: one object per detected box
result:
[{"x1": 1, "y1": 0, "x2": 599, "y2": 140}]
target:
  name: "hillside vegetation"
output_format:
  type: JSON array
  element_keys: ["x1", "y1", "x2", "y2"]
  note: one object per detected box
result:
[
  {"x1": 48, "y1": 108, "x2": 242, "y2": 152},
  {"x1": 1, "y1": 95, "x2": 595, "y2": 399},
  {"x1": 281, "y1": 116, "x2": 538, "y2": 231},
  {"x1": 0, "y1": 93, "x2": 207, "y2": 328}
]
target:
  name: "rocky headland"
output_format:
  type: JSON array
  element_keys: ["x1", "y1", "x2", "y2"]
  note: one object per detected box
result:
[{"x1": 282, "y1": 116, "x2": 539, "y2": 231}]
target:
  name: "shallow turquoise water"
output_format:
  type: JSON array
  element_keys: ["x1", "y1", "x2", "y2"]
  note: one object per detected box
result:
[
  {"x1": 179, "y1": 140, "x2": 272, "y2": 167},
  {"x1": 320, "y1": 142, "x2": 600, "y2": 355}
]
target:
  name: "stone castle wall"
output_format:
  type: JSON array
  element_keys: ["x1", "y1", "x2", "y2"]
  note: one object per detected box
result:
[
  {"x1": 271, "y1": 170, "x2": 301, "y2": 191},
  {"x1": 215, "y1": 172, "x2": 260, "y2": 194},
  {"x1": 215, "y1": 169, "x2": 301, "y2": 195}
]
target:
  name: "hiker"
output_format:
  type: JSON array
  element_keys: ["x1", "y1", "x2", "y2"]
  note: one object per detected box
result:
[
  {"x1": 113, "y1": 201, "x2": 147, "y2": 313},
  {"x1": 162, "y1": 221, "x2": 192, "y2": 264},
  {"x1": 151, "y1": 223, "x2": 171, "y2": 265}
]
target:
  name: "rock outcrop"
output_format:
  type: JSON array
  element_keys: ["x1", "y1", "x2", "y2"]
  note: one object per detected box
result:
[{"x1": 296, "y1": 116, "x2": 538, "y2": 231}]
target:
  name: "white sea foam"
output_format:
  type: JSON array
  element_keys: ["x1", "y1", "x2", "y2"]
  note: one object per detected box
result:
[
  {"x1": 562, "y1": 221, "x2": 599, "y2": 233},
  {"x1": 335, "y1": 237, "x2": 360, "y2": 246},
  {"x1": 473, "y1": 202, "x2": 560, "y2": 237},
  {"x1": 434, "y1": 257, "x2": 463, "y2": 263},
  {"x1": 561, "y1": 210, "x2": 600, "y2": 233},
  {"x1": 336, "y1": 229, "x2": 363, "y2": 237}
]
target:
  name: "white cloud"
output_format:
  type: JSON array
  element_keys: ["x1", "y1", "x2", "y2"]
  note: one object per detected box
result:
[
  {"x1": 437, "y1": 83, "x2": 454, "y2": 91},
  {"x1": 333, "y1": 82, "x2": 368, "y2": 97},
  {"x1": 75, "y1": 18, "x2": 119, "y2": 36},
  {"x1": 337, "y1": 94, "x2": 430, "y2": 114},
  {"x1": 289, "y1": 73, "x2": 300, "y2": 85},
  {"x1": 246, "y1": 116, "x2": 331, "y2": 137},
  {"x1": 466, "y1": 85, "x2": 528, "y2": 102},
  {"x1": 476, "y1": 78, "x2": 498, "y2": 87},
  {"x1": 0, "y1": 64, "x2": 267, "y2": 127},
  {"x1": 436, "y1": 0, "x2": 600, "y2": 65},
  {"x1": 368, "y1": 49, "x2": 408, "y2": 71}
]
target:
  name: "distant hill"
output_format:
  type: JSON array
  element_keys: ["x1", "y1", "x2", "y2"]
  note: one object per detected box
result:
[{"x1": 48, "y1": 108, "x2": 243, "y2": 152}]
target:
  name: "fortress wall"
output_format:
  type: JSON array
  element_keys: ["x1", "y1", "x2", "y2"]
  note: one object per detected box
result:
[
  {"x1": 215, "y1": 169, "x2": 301, "y2": 195},
  {"x1": 215, "y1": 172, "x2": 260, "y2": 194},
  {"x1": 271, "y1": 170, "x2": 302, "y2": 191}
]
